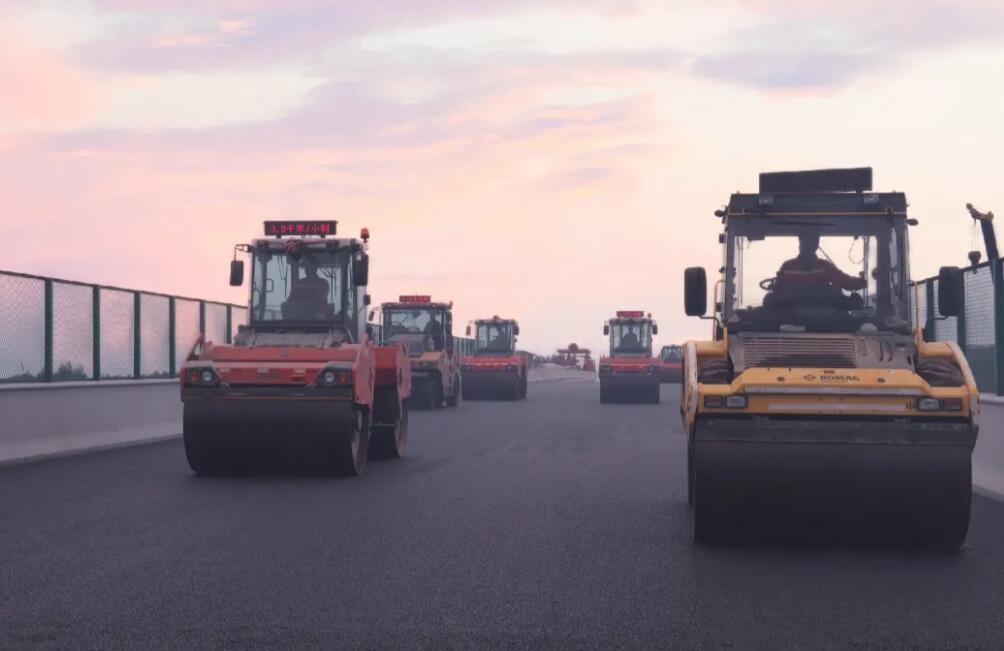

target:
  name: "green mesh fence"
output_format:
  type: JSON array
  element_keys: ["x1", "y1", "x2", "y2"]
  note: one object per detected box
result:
[
  {"x1": 204, "y1": 303, "x2": 228, "y2": 347},
  {"x1": 99, "y1": 289, "x2": 134, "y2": 379},
  {"x1": 52, "y1": 282, "x2": 94, "y2": 381},
  {"x1": 231, "y1": 306, "x2": 248, "y2": 341},
  {"x1": 0, "y1": 275, "x2": 45, "y2": 383},
  {"x1": 140, "y1": 294, "x2": 170, "y2": 378},
  {"x1": 174, "y1": 299, "x2": 202, "y2": 374},
  {"x1": 0, "y1": 270, "x2": 244, "y2": 384},
  {"x1": 915, "y1": 260, "x2": 1001, "y2": 394}
]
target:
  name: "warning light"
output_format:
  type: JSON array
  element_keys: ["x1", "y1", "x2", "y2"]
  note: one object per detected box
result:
[
  {"x1": 360, "y1": 227, "x2": 370, "y2": 242},
  {"x1": 264, "y1": 220, "x2": 338, "y2": 237},
  {"x1": 616, "y1": 311, "x2": 645, "y2": 318},
  {"x1": 399, "y1": 295, "x2": 432, "y2": 304}
]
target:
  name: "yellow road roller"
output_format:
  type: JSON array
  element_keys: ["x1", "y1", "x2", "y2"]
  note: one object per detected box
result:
[{"x1": 681, "y1": 168, "x2": 979, "y2": 548}]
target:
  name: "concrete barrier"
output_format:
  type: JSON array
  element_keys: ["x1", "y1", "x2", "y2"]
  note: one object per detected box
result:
[
  {"x1": 975, "y1": 395, "x2": 1004, "y2": 500},
  {"x1": 0, "y1": 367, "x2": 588, "y2": 465},
  {"x1": 0, "y1": 380, "x2": 181, "y2": 465}
]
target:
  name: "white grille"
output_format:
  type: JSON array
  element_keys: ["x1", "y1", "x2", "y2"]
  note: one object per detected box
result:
[{"x1": 742, "y1": 335, "x2": 857, "y2": 368}]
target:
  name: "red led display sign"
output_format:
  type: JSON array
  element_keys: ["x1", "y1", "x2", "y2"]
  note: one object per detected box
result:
[
  {"x1": 616, "y1": 311, "x2": 645, "y2": 318},
  {"x1": 399, "y1": 295, "x2": 432, "y2": 303},
  {"x1": 264, "y1": 221, "x2": 338, "y2": 237}
]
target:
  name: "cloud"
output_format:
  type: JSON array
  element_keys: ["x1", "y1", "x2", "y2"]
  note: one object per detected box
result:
[
  {"x1": 0, "y1": 47, "x2": 670, "y2": 354},
  {"x1": 690, "y1": 0, "x2": 1004, "y2": 90},
  {"x1": 74, "y1": 1, "x2": 632, "y2": 74}
]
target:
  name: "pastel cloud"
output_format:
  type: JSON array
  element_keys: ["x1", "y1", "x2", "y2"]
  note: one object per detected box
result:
[
  {"x1": 690, "y1": 0, "x2": 1004, "y2": 90},
  {"x1": 3, "y1": 0, "x2": 1004, "y2": 354}
]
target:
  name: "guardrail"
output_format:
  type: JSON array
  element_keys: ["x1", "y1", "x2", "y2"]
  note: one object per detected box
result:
[{"x1": 0, "y1": 270, "x2": 246, "y2": 384}]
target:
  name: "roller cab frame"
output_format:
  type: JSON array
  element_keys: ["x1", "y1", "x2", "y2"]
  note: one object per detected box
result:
[
  {"x1": 180, "y1": 222, "x2": 412, "y2": 476},
  {"x1": 461, "y1": 317, "x2": 528, "y2": 400},
  {"x1": 599, "y1": 311, "x2": 661, "y2": 403},
  {"x1": 681, "y1": 168, "x2": 979, "y2": 547},
  {"x1": 371, "y1": 296, "x2": 462, "y2": 410}
]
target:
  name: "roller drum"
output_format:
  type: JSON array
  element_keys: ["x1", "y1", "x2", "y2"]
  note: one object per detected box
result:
[{"x1": 692, "y1": 417, "x2": 976, "y2": 548}]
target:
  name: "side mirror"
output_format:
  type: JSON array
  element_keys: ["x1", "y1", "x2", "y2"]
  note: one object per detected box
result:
[
  {"x1": 368, "y1": 310, "x2": 375, "y2": 321},
  {"x1": 938, "y1": 266, "x2": 964, "y2": 317},
  {"x1": 229, "y1": 260, "x2": 245, "y2": 287},
  {"x1": 652, "y1": 324, "x2": 659, "y2": 335},
  {"x1": 603, "y1": 324, "x2": 610, "y2": 336},
  {"x1": 684, "y1": 267, "x2": 708, "y2": 316},
  {"x1": 363, "y1": 294, "x2": 371, "y2": 306},
  {"x1": 514, "y1": 325, "x2": 520, "y2": 335},
  {"x1": 353, "y1": 253, "x2": 369, "y2": 287},
  {"x1": 466, "y1": 325, "x2": 471, "y2": 336}
]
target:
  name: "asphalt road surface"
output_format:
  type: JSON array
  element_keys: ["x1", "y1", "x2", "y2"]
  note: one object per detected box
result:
[{"x1": 3, "y1": 375, "x2": 1004, "y2": 649}]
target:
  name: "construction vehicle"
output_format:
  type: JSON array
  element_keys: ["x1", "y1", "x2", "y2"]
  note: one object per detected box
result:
[
  {"x1": 659, "y1": 345, "x2": 683, "y2": 383},
  {"x1": 372, "y1": 295, "x2": 461, "y2": 409},
  {"x1": 599, "y1": 311, "x2": 661, "y2": 403},
  {"x1": 461, "y1": 317, "x2": 528, "y2": 400},
  {"x1": 681, "y1": 168, "x2": 979, "y2": 547},
  {"x1": 180, "y1": 221, "x2": 412, "y2": 476}
]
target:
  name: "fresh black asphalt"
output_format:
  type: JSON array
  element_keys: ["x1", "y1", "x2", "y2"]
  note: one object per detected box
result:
[{"x1": 3, "y1": 375, "x2": 1004, "y2": 649}]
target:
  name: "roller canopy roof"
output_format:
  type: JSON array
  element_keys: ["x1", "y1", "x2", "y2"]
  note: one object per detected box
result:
[
  {"x1": 727, "y1": 192, "x2": 907, "y2": 217},
  {"x1": 727, "y1": 167, "x2": 907, "y2": 217}
]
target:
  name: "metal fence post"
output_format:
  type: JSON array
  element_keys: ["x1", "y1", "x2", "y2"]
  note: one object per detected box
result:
[
  {"x1": 44, "y1": 279, "x2": 53, "y2": 382},
  {"x1": 168, "y1": 297, "x2": 177, "y2": 377},
  {"x1": 957, "y1": 284, "x2": 968, "y2": 355},
  {"x1": 225, "y1": 305, "x2": 232, "y2": 344},
  {"x1": 925, "y1": 281, "x2": 936, "y2": 342},
  {"x1": 92, "y1": 286, "x2": 101, "y2": 380},
  {"x1": 133, "y1": 292, "x2": 141, "y2": 379},
  {"x1": 199, "y1": 301, "x2": 206, "y2": 335},
  {"x1": 993, "y1": 256, "x2": 1004, "y2": 396}
]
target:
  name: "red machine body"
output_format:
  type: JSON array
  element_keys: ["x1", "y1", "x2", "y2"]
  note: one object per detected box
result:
[
  {"x1": 599, "y1": 311, "x2": 661, "y2": 403},
  {"x1": 462, "y1": 316, "x2": 528, "y2": 400},
  {"x1": 180, "y1": 221, "x2": 411, "y2": 476}
]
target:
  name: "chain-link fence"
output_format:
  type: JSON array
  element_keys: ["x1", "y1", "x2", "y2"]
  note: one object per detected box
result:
[
  {"x1": 914, "y1": 260, "x2": 1003, "y2": 394},
  {"x1": 0, "y1": 270, "x2": 246, "y2": 384}
]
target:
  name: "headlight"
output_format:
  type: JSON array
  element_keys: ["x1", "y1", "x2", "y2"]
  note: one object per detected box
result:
[
  {"x1": 650, "y1": 365, "x2": 661, "y2": 373},
  {"x1": 462, "y1": 364, "x2": 473, "y2": 372},
  {"x1": 704, "y1": 395, "x2": 746, "y2": 409},
  {"x1": 185, "y1": 367, "x2": 219, "y2": 386},
  {"x1": 724, "y1": 395, "x2": 747, "y2": 409},
  {"x1": 942, "y1": 398, "x2": 963, "y2": 411},
  {"x1": 918, "y1": 397, "x2": 963, "y2": 411},
  {"x1": 318, "y1": 367, "x2": 352, "y2": 386},
  {"x1": 506, "y1": 364, "x2": 517, "y2": 372}
]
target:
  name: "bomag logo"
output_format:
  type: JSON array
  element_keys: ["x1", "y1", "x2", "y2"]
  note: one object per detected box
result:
[{"x1": 803, "y1": 373, "x2": 861, "y2": 382}]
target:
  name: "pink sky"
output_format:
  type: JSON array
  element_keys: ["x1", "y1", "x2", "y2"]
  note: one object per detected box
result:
[{"x1": 3, "y1": 1, "x2": 1004, "y2": 354}]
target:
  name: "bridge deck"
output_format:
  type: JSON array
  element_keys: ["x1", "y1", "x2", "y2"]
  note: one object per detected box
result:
[{"x1": 3, "y1": 375, "x2": 1004, "y2": 649}]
